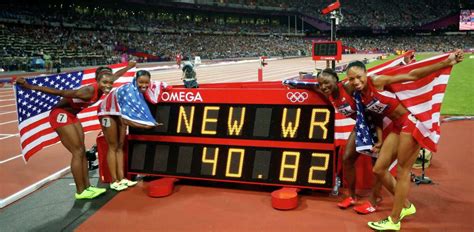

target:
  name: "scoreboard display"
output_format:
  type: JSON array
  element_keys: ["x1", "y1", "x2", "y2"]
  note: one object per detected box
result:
[
  {"x1": 127, "y1": 84, "x2": 337, "y2": 190},
  {"x1": 459, "y1": 9, "x2": 474, "y2": 30},
  {"x1": 312, "y1": 40, "x2": 342, "y2": 61}
]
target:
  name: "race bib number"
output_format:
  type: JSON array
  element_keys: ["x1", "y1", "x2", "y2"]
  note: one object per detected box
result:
[
  {"x1": 366, "y1": 99, "x2": 388, "y2": 114},
  {"x1": 57, "y1": 113, "x2": 68, "y2": 123},
  {"x1": 337, "y1": 103, "x2": 355, "y2": 117},
  {"x1": 101, "y1": 118, "x2": 111, "y2": 128}
]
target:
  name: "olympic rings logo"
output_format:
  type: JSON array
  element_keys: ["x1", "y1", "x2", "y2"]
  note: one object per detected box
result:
[{"x1": 286, "y1": 92, "x2": 308, "y2": 103}]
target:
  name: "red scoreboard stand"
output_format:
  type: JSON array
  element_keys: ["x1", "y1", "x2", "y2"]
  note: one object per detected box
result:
[
  {"x1": 97, "y1": 81, "x2": 377, "y2": 205},
  {"x1": 127, "y1": 81, "x2": 338, "y2": 191}
]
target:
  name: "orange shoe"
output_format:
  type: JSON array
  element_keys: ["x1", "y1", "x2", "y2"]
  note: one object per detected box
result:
[
  {"x1": 354, "y1": 201, "x2": 377, "y2": 214},
  {"x1": 337, "y1": 197, "x2": 356, "y2": 209}
]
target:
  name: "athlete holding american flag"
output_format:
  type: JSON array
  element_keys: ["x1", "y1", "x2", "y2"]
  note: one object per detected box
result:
[
  {"x1": 15, "y1": 62, "x2": 136, "y2": 200},
  {"x1": 344, "y1": 50, "x2": 464, "y2": 230},
  {"x1": 313, "y1": 69, "x2": 389, "y2": 214},
  {"x1": 97, "y1": 70, "x2": 171, "y2": 191},
  {"x1": 282, "y1": 52, "x2": 416, "y2": 215}
]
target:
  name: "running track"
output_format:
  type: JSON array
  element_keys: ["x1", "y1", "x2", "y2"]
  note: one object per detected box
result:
[{"x1": 0, "y1": 54, "x2": 380, "y2": 207}]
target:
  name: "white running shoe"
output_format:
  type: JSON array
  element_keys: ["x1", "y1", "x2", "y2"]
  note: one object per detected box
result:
[
  {"x1": 110, "y1": 181, "x2": 128, "y2": 191},
  {"x1": 119, "y1": 178, "x2": 138, "y2": 187}
]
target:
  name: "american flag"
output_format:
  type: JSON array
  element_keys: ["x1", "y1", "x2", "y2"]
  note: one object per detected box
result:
[
  {"x1": 16, "y1": 63, "x2": 135, "y2": 161},
  {"x1": 353, "y1": 91, "x2": 378, "y2": 157},
  {"x1": 115, "y1": 80, "x2": 157, "y2": 126},
  {"x1": 384, "y1": 53, "x2": 452, "y2": 152},
  {"x1": 98, "y1": 80, "x2": 169, "y2": 126},
  {"x1": 117, "y1": 79, "x2": 169, "y2": 126},
  {"x1": 334, "y1": 51, "x2": 415, "y2": 146}
]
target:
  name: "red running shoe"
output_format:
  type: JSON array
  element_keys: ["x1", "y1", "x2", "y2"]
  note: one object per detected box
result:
[
  {"x1": 337, "y1": 197, "x2": 356, "y2": 209},
  {"x1": 354, "y1": 201, "x2": 377, "y2": 214}
]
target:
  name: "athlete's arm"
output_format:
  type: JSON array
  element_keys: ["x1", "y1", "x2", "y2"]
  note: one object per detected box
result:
[
  {"x1": 373, "y1": 49, "x2": 463, "y2": 87},
  {"x1": 16, "y1": 78, "x2": 94, "y2": 100},
  {"x1": 122, "y1": 117, "x2": 157, "y2": 129},
  {"x1": 112, "y1": 61, "x2": 137, "y2": 82}
]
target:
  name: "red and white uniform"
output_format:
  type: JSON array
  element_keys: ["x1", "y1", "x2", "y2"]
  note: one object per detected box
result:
[
  {"x1": 176, "y1": 54, "x2": 183, "y2": 67},
  {"x1": 329, "y1": 82, "x2": 356, "y2": 119},
  {"x1": 67, "y1": 83, "x2": 100, "y2": 110},
  {"x1": 360, "y1": 78, "x2": 400, "y2": 116},
  {"x1": 49, "y1": 83, "x2": 100, "y2": 129},
  {"x1": 360, "y1": 77, "x2": 416, "y2": 134}
]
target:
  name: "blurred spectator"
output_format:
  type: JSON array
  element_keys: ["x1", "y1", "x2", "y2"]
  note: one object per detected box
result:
[{"x1": 0, "y1": 1, "x2": 467, "y2": 71}]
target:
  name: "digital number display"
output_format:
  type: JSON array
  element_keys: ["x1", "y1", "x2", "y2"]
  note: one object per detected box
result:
[
  {"x1": 127, "y1": 142, "x2": 334, "y2": 189},
  {"x1": 135, "y1": 104, "x2": 334, "y2": 143},
  {"x1": 127, "y1": 88, "x2": 336, "y2": 190},
  {"x1": 314, "y1": 43, "x2": 337, "y2": 56},
  {"x1": 312, "y1": 41, "x2": 342, "y2": 61}
]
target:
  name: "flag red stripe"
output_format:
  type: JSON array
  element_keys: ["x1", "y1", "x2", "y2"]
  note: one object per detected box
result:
[
  {"x1": 390, "y1": 71, "x2": 451, "y2": 91},
  {"x1": 399, "y1": 85, "x2": 446, "y2": 108},
  {"x1": 79, "y1": 116, "x2": 99, "y2": 123},
  {"x1": 83, "y1": 69, "x2": 95, "y2": 74},
  {"x1": 24, "y1": 137, "x2": 61, "y2": 161},
  {"x1": 413, "y1": 129, "x2": 437, "y2": 152},
  {"x1": 83, "y1": 124, "x2": 102, "y2": 131},
  {"x1": 335, "y1": 124, "x2": 355, "y2": 132},
  {"x1": 414, "y1": 103, "x2": 442, "y2": 122},
  {"x1": 21, "y1": 127, "x2": 55, "y2": 148},
  {"x1": 20, "y1": 117, "x2": 50, "y2": 135}
]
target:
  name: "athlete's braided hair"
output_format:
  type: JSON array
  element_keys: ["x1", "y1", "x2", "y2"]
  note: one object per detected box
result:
[{"x1": 319, "y1": 68, "x2": 339, "y2": 82}]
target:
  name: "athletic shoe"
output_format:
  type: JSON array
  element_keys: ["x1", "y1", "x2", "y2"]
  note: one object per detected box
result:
[
  {"x1": 87, "y1": 186, "x2": 106, "y2": 195},
  {"x1": 368, "y1": 216, "x2": 400, "y2": 231},
  {"x1": 110, "y1": 182, "x2": 128, "y2": 191},
  {"x1": 119, "y1": 178, "x2": 138, "y2": 187},
  {"x1": 337, "y1": 197, "x2": 356, "y2": 209},
  {"x1": 75, "y1": 189, "x2": 101, "y2": 200},
  {"x1": 400, "y1": 203, "x2": 416, "y2": 220},
  {"x1": 354, "y1": 201, "x2": 377, "y2": 214}
]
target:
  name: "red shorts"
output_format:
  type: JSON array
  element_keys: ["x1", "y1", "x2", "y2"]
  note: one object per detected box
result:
[
  {"x1": 49, "y1": 108, "x2": 79, "y2": 129},
  {"x1": 391, "y1": 112, "x2": 417, "y2": 134}
]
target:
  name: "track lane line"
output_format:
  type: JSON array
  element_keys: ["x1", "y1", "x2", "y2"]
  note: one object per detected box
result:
[
  {"x1": 0, "y1": 120, "x2": 18, "y2": 125},
  {"x1": 0, "y1": 104, "x2": 16, "y2": 108},
  {"x1": 0, "y1": 154, "x2": 23, "y2": 164},
  {"x1": 0, "y1": 111, "x2": 16, "y2": 115}
]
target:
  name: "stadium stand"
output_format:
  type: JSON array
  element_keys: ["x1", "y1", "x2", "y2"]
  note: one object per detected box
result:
[{"x1": 0, "y1": 0, "x2": 471, "y2": 72}]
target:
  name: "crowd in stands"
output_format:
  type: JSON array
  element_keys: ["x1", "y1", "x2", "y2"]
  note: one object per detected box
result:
[
  {"x1": 0, "y1": 4, "x2": 289, "y2": 34},
  {"x1": 306, "y1": 0, "x2": 458, "y2": 28},
  {"x1": 0, "y1": 23, "x2": 308, "y2": 71},
  {"x1": 0, "y1": 1, "x2": 470, "y2": 72},
  {"x1": 342, "y1": 35, "x2": 474, "y2": 53},
  {"x1": 219, "y1": 0, "x2": 459, "y2": 29}
]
